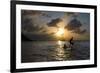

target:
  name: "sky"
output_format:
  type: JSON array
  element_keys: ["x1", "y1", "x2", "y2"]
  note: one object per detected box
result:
[{"x1": 21, "y1": 10, "x2": 90, "y2": 41}]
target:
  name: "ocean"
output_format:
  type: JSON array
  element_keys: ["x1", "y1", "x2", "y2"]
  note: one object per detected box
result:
[{"x1": 21, "y1": 41, "x2": 90, "y2": 63}]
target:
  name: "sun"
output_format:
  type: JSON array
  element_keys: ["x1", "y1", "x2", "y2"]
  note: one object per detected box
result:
[
  {"x1": 55, "y1": 27, "x2": 70, "y2": 40},
  {"x1": 56, "y1": 28, "x2": 65, "y2": 37}
]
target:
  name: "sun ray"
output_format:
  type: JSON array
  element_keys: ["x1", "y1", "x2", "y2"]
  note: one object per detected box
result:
[{"x1": 56, "y1": 28, "x2": 64, "y2": 37}]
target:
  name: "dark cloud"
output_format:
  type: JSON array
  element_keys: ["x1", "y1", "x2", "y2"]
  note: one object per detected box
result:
[
  {"x1": 21, "y1": 10, "x2": 51, "y2": 18},
  {"x1": 26, "y1": 33, "x2": 56, "y2": 41},
  {"x1": 65, "y1": 18, "x2": 82, "y2": 30},
  {"x1": 21, "y1": 10, "x2": 51, "y2": 33},
  {"x1": 42, "y1": 12, "x2": 51, "y2": 18},
  {"x1": 71, "y1": 28, "x2": 86, "y2": 34},
  {"x1": 21, "y1": 10, "x2": 42, "y2": 15},
  {"x1": 21, "y1": 15, "x2": 55, "y2": 41},
  {"x1": 65, "y1": 12, "x2": 79, "y2": 18},
  {"x1": 65, "y1": 18, "x2": 86, "y2": 34},
  {"x1": 21, "y1": 17, "x2": 43, "y2": 32},
  {"x1": 66, "y1": 12, "x2": 75, "y2": 16},
  {"x1": 47, "y1": 18, "x2": 62, "y2": 27}
]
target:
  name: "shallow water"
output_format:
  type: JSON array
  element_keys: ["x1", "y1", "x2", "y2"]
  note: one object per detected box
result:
[{"x1": 21, "y1": 41, "x2": 90, "y2": 63}]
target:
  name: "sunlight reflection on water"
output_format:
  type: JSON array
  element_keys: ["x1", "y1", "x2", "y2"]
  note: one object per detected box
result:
[{"x1": 51, "y1": 41, "x2": 71, "y2": 61}]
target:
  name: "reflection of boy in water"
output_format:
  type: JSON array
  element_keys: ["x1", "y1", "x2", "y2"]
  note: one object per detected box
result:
[{"x1": 63, "y1": 43, "x2": 67, "y2": 49}]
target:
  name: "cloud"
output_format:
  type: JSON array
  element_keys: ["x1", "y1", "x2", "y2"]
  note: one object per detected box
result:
[
  {"x1": 47, "y1": 18, "x2": 62, "y2": 27},
  {"x1": 21, "y1": 16, "x2": 56, "y2": 41},
  {"x1": 65, "y1": 18, "x2": 86, "y2": 34},
  {"x1": 64, "y1": 12, "x2": 79, "y2": 18},
  {"x1": 65, "y1": 18, "x2": 82, "y2": 30},
  {"x1": 71, "y1": 28, "x2": 87, "y2": 34},
  {"x1": 21, "y1": 10, "x2": 50, "y2": 33},
  {"x1": 21, "y1": 10, "x2": 42, "y2": 15},
  {"x1": 21, "y1": 10, "x2": 51, "y2": 17},
  {"x1": 65, "y1": 12, "x2": 75, "y2": 16},
  {"x1": 21, "y1": 17, "x2": 44, "y2": 32}
]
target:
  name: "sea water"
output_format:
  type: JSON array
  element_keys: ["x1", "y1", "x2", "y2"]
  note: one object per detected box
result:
[{"x1": 21, "y1": 41, "x2": 90, "y2": 63}]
